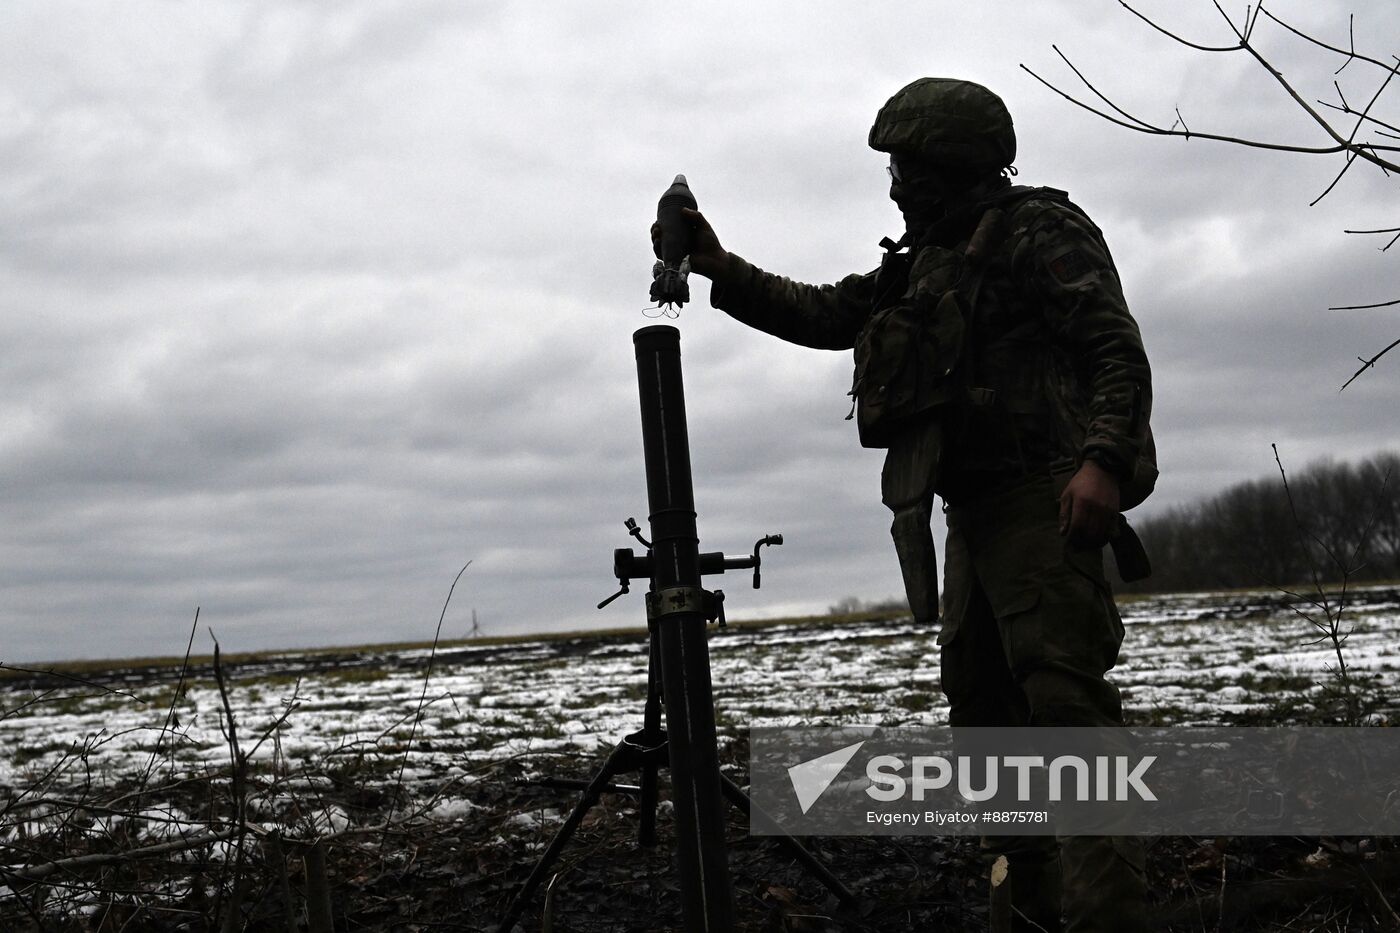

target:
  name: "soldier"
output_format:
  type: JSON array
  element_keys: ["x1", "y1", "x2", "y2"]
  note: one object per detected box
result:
[{"x1": 657, "y1": 78, "x2": 1153, "y2": 931}]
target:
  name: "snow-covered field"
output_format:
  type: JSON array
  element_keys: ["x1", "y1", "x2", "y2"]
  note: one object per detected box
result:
[{"x1": 3, "y1": 585, "x2": 1398, "y2": 792}]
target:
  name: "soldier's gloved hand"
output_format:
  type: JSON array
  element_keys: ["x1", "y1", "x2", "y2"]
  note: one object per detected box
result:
[
  {"x1": 1059, "y1": 460, "x2": 1121, "y2": 548},
  {"x1": 650, "y1": 208, "x2": 730, "y2": 281}
]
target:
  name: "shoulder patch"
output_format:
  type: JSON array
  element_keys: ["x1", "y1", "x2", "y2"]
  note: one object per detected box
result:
[{"x1": 1047, "y1": 248, "x2": 1091, "y2": 285}]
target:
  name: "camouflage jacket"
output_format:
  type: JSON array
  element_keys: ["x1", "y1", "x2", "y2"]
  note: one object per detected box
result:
[{"x1": 709, "y1": 186, "x2": 1153, "y2": 500}]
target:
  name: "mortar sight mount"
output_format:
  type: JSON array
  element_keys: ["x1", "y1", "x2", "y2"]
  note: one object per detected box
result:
[{"x1": 597, "y1": 517, "x2": 784, "y2": 623}]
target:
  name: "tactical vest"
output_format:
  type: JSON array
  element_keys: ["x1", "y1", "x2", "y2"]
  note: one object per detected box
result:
[
  {"x1": 847, "y1": 237, "x2": 966, "y2": 449},
  {"x1": 848, "y1": 186, "x2": 1157, "y2": 510}
]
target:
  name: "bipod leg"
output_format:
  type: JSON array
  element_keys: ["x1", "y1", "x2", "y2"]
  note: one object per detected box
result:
[
  {"x1": 639, "y1": 622, "x2": 664, "y2": 847},
  {"x1": 497, "y1": 743, "x2": 635, "y2": 933},
  {"x1": 638, "y1": 751, "x2": 660, "y2": 847},
  {"x1": 719, "y1": 774, "x2": 858, "y2": 906},
  {"x1": 620, "y1": 726, "x2": 667, "y2": 849}
]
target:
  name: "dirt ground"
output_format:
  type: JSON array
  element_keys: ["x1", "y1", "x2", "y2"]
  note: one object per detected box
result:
[
  {"x1": 4, "y1": 609, "x2": 1399, "y2": 932},
  {"x1": 424, "y1": 740, "x2": 1400, "y2": 933},
  {"x1": 7, "y1": 735, "x2": 1398, "y2": 933}
]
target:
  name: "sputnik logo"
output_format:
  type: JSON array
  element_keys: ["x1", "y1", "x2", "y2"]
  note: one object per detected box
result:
[{"x1": 787, "y1": 741, "x2": 867, "y2": 814}]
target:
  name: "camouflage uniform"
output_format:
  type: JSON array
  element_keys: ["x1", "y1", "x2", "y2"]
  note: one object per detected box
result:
[{"x1": 708, "y1": 80, "x2": 1152, "y2": 933}]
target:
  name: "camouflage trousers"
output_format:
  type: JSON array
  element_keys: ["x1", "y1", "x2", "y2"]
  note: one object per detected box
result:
[{"x1": 937, "y1": 476, "x2": 1148, "y2": 933}]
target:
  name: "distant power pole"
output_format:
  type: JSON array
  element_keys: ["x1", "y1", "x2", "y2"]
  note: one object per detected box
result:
[{"x1": 470, "y1": 609, "x2": 481, "y2": 638}]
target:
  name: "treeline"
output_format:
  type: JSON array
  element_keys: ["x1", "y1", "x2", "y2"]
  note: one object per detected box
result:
[{"x1": 1120, "y1": 450, "x2": 1400, "y2": 593}]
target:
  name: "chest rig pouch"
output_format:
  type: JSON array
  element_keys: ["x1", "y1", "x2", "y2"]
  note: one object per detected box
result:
[{"x1": 848, "y1": 240, "x2": 968, "y2": 449}]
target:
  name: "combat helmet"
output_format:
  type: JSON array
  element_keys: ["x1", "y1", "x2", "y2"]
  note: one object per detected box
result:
[{"x1": 869, "y1": 78, "x2": 1016, "y2": 171}]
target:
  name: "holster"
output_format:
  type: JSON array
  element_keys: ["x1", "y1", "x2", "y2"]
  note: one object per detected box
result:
[
  {"x1": 1050, "y1": 464, "x2": 1153, "y2": 583},
  {"x1": 882, "y1": 419, "x2": 943, "y2": 624},
  {"x1": 1111, "y1": 515, "x2": 1152, "y2": 583}
]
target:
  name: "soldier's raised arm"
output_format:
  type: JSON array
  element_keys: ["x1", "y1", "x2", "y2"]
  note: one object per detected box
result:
[
  {"x1": 709, "y1": 253, "x2": 876, "y2": 352},
  {"x1": 652, "y1": 207, "x2": 875, "y2": 351}
]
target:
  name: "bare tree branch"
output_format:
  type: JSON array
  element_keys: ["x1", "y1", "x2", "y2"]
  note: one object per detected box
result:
[
  {"x1": 1026, "y1": 3, "x2": 1400, "y2": 169},
  {"x1": 1209, "y1": 0, "x2": 1400, "y2": 174},
  {"x1": 1332, "y1": 299, "x2": 1400, "y2": 311},
  {"x1": 0, "y1": 664, "x2": 145, "y2": 705},
  {"x1": 1, "y1": 827, "x2": 244, "y2": 885},
  {"x1": 1343, "y1": 226, "x2": 1400, "y2": 252},
  {"x1": 1027, "y1": 1, "x2": 1400, "y2": 384},
  {"x1": 386, "y1": 560, "x2": 471, "y2": 833},
  {"x1": 1318, "y1": 86, "x2": 1400, "y2": 138},
  {"x1": 1258, "y1": 6, "x2": 1394, "y2": 74},
  {"x1": 138, "y1": 607, "x2": 200, "y2": 790},
  {"x1": 1341, "y1": 337, "x2": 1400, "y2": 390},
  {"x1": 1341, "y1": 227, "x2": 1400, "y2": 254},
  {"x1": 1311, "y1": 150, "x2": 1358, "y2": 207},
  {"x1": 1341, "y1": 55, "x2": 1400, "y2": 154},
  {"x1": 1019, "y1": 60, "x2": 1372, "y2": 157},
  {"x1": 1119, "y1": 0, "x2": 1240, "y2": 53},
  {"x1": 1051, "y1": 44, "x2": 1159, "y2": 131}
]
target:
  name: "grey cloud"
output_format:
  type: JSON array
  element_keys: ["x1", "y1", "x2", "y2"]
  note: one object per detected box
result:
[{"x1": 2, "y1": 0, "x2": 1397, "y2": 661}]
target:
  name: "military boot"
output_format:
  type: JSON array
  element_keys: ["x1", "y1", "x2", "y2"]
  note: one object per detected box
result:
[{"x1": 1058, "y1": 835, "x2": 1147, "y2": 933}]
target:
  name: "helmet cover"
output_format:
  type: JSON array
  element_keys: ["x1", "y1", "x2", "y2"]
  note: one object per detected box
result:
[{"x1": 869, "y1": 78, "x2": 1016, "y2": 171}]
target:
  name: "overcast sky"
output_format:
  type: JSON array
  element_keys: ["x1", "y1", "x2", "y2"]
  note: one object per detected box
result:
[{"x1": 4, "y1": 1, "x2": 1398, "y2": 663}]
